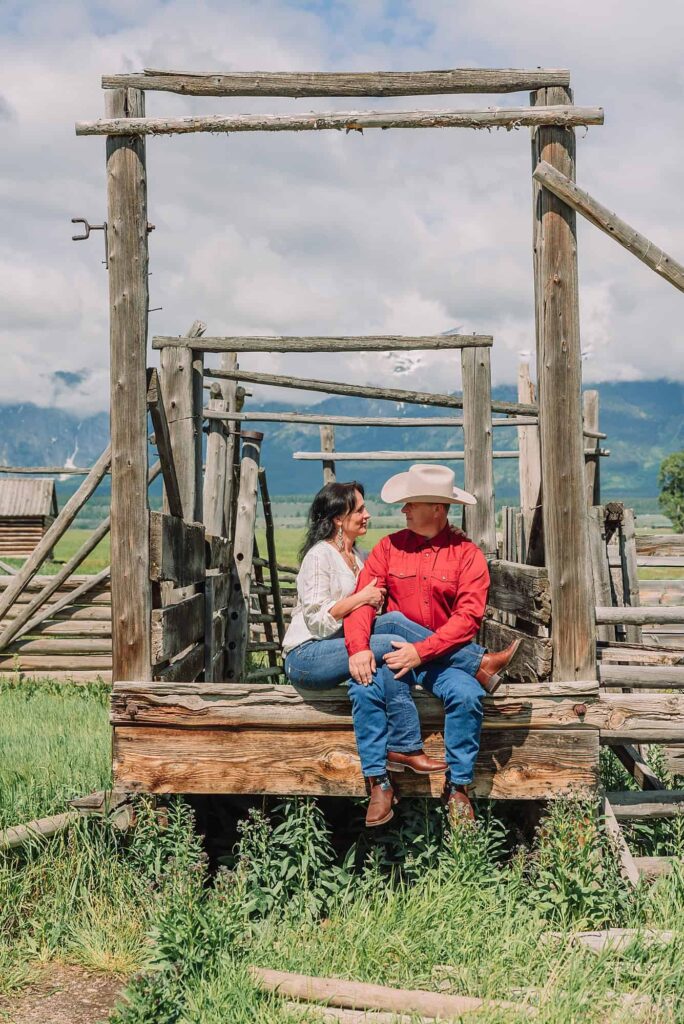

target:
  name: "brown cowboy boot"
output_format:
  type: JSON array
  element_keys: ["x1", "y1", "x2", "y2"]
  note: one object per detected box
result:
[
  {"x1": 475, "y1": 638, "x2": 522, "y2": 694},
  {"x1": 443, "y1": 782, "x2": 475, "y2": 825},
  {"x1": 365, "y1": 774, "x2": 396, "y2": 827},
  {"x1": 386, "y1": 750, "x2": 448, "y2": 775}
]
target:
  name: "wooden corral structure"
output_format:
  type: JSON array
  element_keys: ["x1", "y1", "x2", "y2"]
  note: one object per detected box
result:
[
  {"x1": 69, "y1": 67, "x2": 684, "y2": 826},
  {"x1": 0, "y1": 478, "x2": 58, "y2": 557}
]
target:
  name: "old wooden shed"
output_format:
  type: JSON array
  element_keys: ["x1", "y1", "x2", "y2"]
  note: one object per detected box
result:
[{"x1": 0, "y1": 478, "x2": 58, "y2": 557}]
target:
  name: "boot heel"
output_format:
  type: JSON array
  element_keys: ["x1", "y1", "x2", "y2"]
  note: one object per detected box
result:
[
  {"x1": 482, "y1": 673, "x2": 502, "y2": 695},
  {"x1": 386, "y1": 762, "x2": 405, "y2": 772}
]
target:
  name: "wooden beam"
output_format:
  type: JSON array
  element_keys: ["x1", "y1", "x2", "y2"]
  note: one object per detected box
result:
[
  {"x1": 224, "y1": 432, "x2": 262, "y2": 680},
  {"x1": 292, "y1": 450, "x2": 522, "y2": 461},
  {"x1": 106, "y1": 86, "x2": 151, "y2": 683},
  {"x1": 481, "y1": 618, "x2": 553, "y2": 683},
  {"x1": 608, "y1": 790, "x2": 684, "y2": 820},
  {"x1": 319, "y1": 425, "x2": 336, "y2": 485},
  {"x1": 154, "y1": 334, "x2": 493, "y2": 352},
  {"x1": 619, "y1": 509, "x2": 642, "y2": 645},
  {"x1": 0, "y1": 445, "x2": 111, "y2": 624},
  {"x1": 609, "y1": 743, "x2": 666, "y2": 791},
  {"x1": 205, "y1": 366, "x2": 537, "y2": 416},
  {"x1": 588, "y1": 506, "x2": 616, "y2": 644},
  {"x1": 205, "y1": 411, "x2": 533, "y2": 429},
  {"x1": 203, "y1": 381, "x2": 229, "y2": 536},
  {"x1": 0, "y1": 811, "x2": 80, "y2": 851},
  {"x1": 147, "y1": 367, "x2": 183, "y2": 518},
  {"x1": 517, "y1": 360, "x2": 542, "y2": 563},
  {"x1": 259, "y1": 469, "x2": 285, "y2": 646},
  {"x1": 602, "y1": 797, "x2": 640, "y2": 886},
  {"x1": 159, "y1": 320, "x2": 206, "y2": 524},
  {"x1": 487, "y1": 560, "x2": 551, "y2": 625},
  {"x1": 533, "y1": 160, "x2": 684, "y2": 293},
  {"x1": 0, "y1": 465, "x2": 110, "y2": 475},
  {"x1": 596, "y1": 606, "x2": 684, "y2": 625},
  {"x1": 0, "y1": 558, "x2": 17, "y2": 574},
  {"x1": 103, "y1": 68, "x2": 572, "y2": 96},
  {"x1": 589, "y1": 693, "x2": 684, "y2": 742},
  {"x1": 151, "y1": 592, "x2": 204, "y2": 665},
  {"x1": 636, "y1": 535, "x2": 684, "y2": 556},
  {"x1": 531, "y1": 86, "x2": 596, "y2": 681},
  {"x1": 583, "y1": 390, "x2": 601, "y2": 506},
  {"x1": 461, "y1": 346, "x2": 496, "y2": 557},
  {"x1": 598, "y1": 664, "x2": 684, "y2": 689},
  {"x1": 149, "y1": 511, "x2": 205, "y2": 587},
  {"x1": 154, "y1": 642, "x2": 204, "y2": 683},
  {"x1": 77, "y1": 105, "x2": 604, "y2": 137}
]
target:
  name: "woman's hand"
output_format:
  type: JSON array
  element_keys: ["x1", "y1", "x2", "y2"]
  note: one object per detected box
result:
[{"x1": 357, "y1": 576, "x2": 386, "y2": 610}]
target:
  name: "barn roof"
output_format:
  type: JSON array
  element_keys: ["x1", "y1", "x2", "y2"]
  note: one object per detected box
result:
[{"x1": 0, "y1": 478, "x2": 58, "y2": 518}]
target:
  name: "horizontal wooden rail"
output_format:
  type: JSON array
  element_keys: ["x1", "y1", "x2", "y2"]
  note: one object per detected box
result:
[
  {"x1": 76, "y1": 106, "x2": 604, "y2": 137},
  {"x1": 154, "y1": 333, "x2": 493, "y2": 352},
  {"x1": 596, "y1": 606, "x2": 684, "y2": 625},
  {"x1": 589, "y1": 693, "x2": 684, "y2": 742},
  {"x1": 294, "y1": 448, "x2": 608, "y2": 461},
  {"x1": 204, "y1": 367, "x2": 537, "y2": 416},
  {"x1": 533, "y1": 160, "x2": 684, "y2": 293},
  {"x1": 609, "y1": 555, "x2": 684, "y2": 569},
  {"x1": 204, "y1": 410, "x2": 536, "y2": 429},
  {"x1": 598, "y1": 664, "x2": 684, "y2": 688},
  {"x1": 608, "y1": 791, "x2": 684, "y2": 820},
  {"x1": 102, "y1": 68, "x2": 572, "y2": 97},
  {"x1": 0, "y1": 465, "x2": 110, "y2": 475}
]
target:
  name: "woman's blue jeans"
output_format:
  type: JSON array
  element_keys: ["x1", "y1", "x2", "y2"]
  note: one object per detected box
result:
[{"x1": 284, "y1": 611, "x2": 485, "y2": 781}]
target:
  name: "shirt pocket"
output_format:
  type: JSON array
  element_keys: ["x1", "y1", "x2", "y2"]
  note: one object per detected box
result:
[
  {"x1": 431, "y1": 564, "x2": 460, "y2": 601},
  {"x1": 389, "y1": 569, "x2": 418, "y2": 599}
]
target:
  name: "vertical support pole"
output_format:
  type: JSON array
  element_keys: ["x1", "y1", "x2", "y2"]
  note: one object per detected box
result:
[
  {"x1": 106, "y1": 87, "x2": 151, "y2": 682},
  {"x1": 583, "y1": 390, "x2": 601, "y2": 507},
  {"x1": 220, "y1": 352, "x2": 239, "y2": 539},
  {"x1": 517, "y1": 360, "x2": 542, "y2": 561},
  {"x1": 461, "y1": 346, "x2": 497, "y2": 558},
  {"x1": 203, "y1": 382, "x2": 228, "y2": 536},
  {"x1": 587, "y1": 505, "x2": 616, "y2": 643},
  {"x1": 620, "y1": 508, "x2": 643, "y2": 645},
  {"x1": 531, "y1": 86, "x2": 596, "y2": 680},
  {"x1": 159, "y1": 321, "x2": 205, "y2": 525},
  {"x1": 224, "y1": 431, "x2": 262, "y2": 681},
  {"x1": 320, "y1": 425, "x2": 336, "y2": 485}
]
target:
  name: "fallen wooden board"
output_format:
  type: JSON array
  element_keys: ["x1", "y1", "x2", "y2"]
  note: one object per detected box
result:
[{"x1": 546, "y1": 928, "x2": 676, "y2": 953}]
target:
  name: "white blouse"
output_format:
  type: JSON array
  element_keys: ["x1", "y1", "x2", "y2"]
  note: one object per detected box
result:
[{"x1": 282, "y1": 540, "x2": 367, "y2": 654}]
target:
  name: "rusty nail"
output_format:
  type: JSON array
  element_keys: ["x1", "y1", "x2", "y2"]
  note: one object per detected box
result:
[
  {"x1": 126, "y1": 700, "x2": 139, "y2": 719},
  {"x1": 573, "y1": 703, "x2": 587, "y2": 717}
]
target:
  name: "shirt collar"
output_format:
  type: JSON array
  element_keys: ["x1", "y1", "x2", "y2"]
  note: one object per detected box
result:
[{"x1": 410, "y1": 523, "x2": 453, "y2": 551}]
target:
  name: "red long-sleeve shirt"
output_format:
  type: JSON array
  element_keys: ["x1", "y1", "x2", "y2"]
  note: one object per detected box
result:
[{"x1": 344, "y1": 525, "x2": 490, "y2": 663}]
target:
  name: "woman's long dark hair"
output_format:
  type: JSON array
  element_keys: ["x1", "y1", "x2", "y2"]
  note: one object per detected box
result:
[{"x1": 299, "y1": 481, "x2": 365, "y2": 561}]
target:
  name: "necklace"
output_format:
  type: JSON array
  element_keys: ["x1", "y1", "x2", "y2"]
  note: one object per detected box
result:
[{"x1": 329, "y1": 541, "x2": 360, "y2": 575}]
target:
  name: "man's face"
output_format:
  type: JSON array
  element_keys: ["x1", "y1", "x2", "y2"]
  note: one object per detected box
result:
[{"x1": 401, "y1": 501, "x2": 446, "y2": 537}]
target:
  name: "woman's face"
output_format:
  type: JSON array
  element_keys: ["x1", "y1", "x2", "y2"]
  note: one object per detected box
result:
[{"x1": 340, "y1": 489, "x2": 371, "y2": 539}]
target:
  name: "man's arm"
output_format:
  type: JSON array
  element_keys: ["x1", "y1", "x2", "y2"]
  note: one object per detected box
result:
[
  {"x1": 344, "y1": 537, "x2": 390, "y2": 656},
  {"x1": 413, "y1": 544, "x2": 490, "y2": 662}
]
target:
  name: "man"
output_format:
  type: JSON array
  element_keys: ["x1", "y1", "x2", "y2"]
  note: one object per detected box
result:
[{"x1": 344, "y1": 464, "x2": 519, "y2": 825}]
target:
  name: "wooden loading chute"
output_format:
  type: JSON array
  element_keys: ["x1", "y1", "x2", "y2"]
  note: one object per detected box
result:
[{"x1": 73, "y1": 66, "x2": 683, "y2": 816}]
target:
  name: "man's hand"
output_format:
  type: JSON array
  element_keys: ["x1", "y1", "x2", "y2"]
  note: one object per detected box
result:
[
  {"x1": 383, "y1": 641, "x2": 421, "y2": 679},
  {"x1": 349, "y1": 649, "x2": 376, "y2": 686}
]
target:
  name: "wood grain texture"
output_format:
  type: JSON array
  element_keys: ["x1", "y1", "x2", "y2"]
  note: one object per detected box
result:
[
  {"x1": 203, "y1": 381, "x2": 229, "y2": 536},
  {"x1": 224, "y1": 433, "x2": 262, "y2": 680},
  {"x1": 103, "y1": 68, "x2": 571, "y2": 97},
  {"x1": 154, "y1": 334, "x2": 493, "y2": 352},
  {"x1": 481, "y1": 618, "x2": 553, "y2": 682},
  {"x1": 293, "y1": 450, "x2": 520, "y2": 461},
  {"x1": 598, "y1": 663, "x2": 684, "y2": 688},
  {"x1": 533, "y1": 160, "x2": 684, "y2": 293},
  {"x1": 636, "y1": 535, "x2": 684, "y2": 557},
  {"x1": 205, "y1": 367, "x2": 537, "y2": 416},
  {"x1": 608, "y1": 790, "x2": 684, "y2": 820},
  {"x1": 112, "y1": 724, "x2": 598, "y2": 799},
  {"x1": 531, "y1": 86, "x2": 596, "y2": 681},
  {"x1": 461, "y1": 346, "x2": 496, "y2": 557},
  {"x1": 619, "y1": 508, "x2": 642, "y2": 645},
  {"x1": 78, "y1": 106, "x2": 604, "y2": 137},
  {"x1": 151, "y1": 593, "x2": 204, "y2": 665},
  {"x1": 596, "y1": 606, "x2": 684, "y2": 625},
  {"x1": 106, "y1": 87, "x2": 151, "y2": 683},
  {"x1": 583, "y1": 390, "x2": 601, "y2": 506},
  {"x1": 153, "y1": 642, "x2": 204, "y2": 683},
  {"x1": 319, "y1": 425, "x2": 336, "y2": 485},
  {"x1": 517, "y1": 361, "x2": 542, "y2": 563},
  {"x1": 259, "y1": 470, "x2": 285, "y2": 645},
  {"x1": 588, "y1": 506, "x2": 616, "y2": 644},
  {"x1": 147, "y1": 367, "x2": 183, "y2": 518},
  {"x1": 206, "y1": 534, "x2": 231, "y2": 572},
  {"x1": 603, "y1": 798, "x2": 640, "y2": 886},
  {"x1": 487, "y1": 560, "x2": 551, "y2": 625},
  {"x1": 149, "y1": 511, "x2": 205, "y2": 587},
  {"x1": 588, "y1": 693, "x2": 684, "y2": 742},
  {"x1": 599, "y1": 643, "x2": 684, "y2": 667}
]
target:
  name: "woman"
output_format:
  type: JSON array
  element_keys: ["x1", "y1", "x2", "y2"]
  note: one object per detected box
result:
[{"x1": 283, "y1": 481, "x2": 447, "y2": 826}]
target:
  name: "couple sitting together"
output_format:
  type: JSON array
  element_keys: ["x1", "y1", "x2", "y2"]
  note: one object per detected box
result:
[{"x1": 281, "y1": 464, "x2": 520, "y2": 827}]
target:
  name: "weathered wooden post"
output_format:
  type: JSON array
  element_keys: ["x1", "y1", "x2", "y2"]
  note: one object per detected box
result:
[
  {"x1": 159, "y1": 320, "x2": 205, "y2": 524},
  {"x1": 203, "y1": 382, "x2": 228, "y2": 536},
  {"x1": 517, "y1": 360, "x2": 542, "y2": 563},
  {"x1": 220, "y1": 352, "x2": 239, "y2": 540},
  {"x1": 320, "y1": 425, "x2": 336, "y2": 485},
  {"x1": 531, "y1": 86, "x2": 596, "y2": 679},
  {"x1": 224, "y1": 431, "x2": 262, "y2": 681},
  {"x1": 461, "y1": 346, "x2": 497, "y2": 558},
  {"x1": 105, "y1": 87, "x2": 151, "y2": 682},
  {"x1": 583, "y1": 390, "x2": 601, "y2": 507}
]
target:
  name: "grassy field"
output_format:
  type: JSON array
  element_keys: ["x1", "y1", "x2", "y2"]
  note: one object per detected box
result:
[{"x1": 1, "y1": 676, "x2": 684, "y2": 1021}]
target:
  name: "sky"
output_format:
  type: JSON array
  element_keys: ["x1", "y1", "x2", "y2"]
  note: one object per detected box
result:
[{"x1": 0, "y1": 0, "x2": 683, "y2": 414}]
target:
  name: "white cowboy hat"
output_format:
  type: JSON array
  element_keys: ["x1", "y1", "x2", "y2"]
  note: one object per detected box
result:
[{"x1": 380, "y1": 463, "x2": 477, "y2": 506}]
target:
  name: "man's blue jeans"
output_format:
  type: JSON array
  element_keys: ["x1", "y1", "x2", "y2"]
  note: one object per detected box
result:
[{"x1": 284, "y1": 611, "x2": 485, "y2": 782}]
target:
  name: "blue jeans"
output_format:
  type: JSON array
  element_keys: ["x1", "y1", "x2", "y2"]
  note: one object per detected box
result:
[{"x1": 285, "y1": 612, "x2": 485, "y2": 781}]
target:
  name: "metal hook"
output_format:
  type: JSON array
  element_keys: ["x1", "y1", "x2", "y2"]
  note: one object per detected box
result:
[{"x1": 71, "y1": 217, "x2": 109, "y2": 268}]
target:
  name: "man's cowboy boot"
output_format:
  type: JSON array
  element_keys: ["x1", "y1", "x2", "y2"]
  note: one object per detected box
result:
[
  {"x1": 475, "y1": 638, "x2": 522, "y2": 694},
  {"x1": 365, "y1": 774, "x2": 396, "y2": 827},
  {"x1": 386, "y1": 750, "x2": 448, "y2": 775},
  {"x1": 443, "y1": 782, "x2": 475, "y2": 825}
]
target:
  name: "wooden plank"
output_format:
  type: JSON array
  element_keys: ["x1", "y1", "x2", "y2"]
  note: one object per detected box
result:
[
  {"x1": 636, "y1": 535, "x2": 684, "y2": 557},
  {"x1": 460, "y1": 346, "x2": 493, "y2": 556},
  {"x1": 293, "y1": 450, "x2": 522, "y2": 461},
  {"x1": 599, "y1": 664, "x2": 684, "y2": 688},
  {"x1": 147, "y1": 367, "x2": 183, "y2": 518},
  {"x1": 203, "y1": 381, "x2": 228, "y2": 536},
  {"x1": 5, "y1": 637, "x2": 111, "y2": 655},
  {"x1": 224, "y1": 434, "x2": 261, "y2": 680},
  {"x1": 155, "y1": 334, "x2": 494, "y2": 351},
  {"x1": 533, "y1": 160, "x2": 684, "y2": 293},
  {"x1": 77, "y1": 105, "x2": 605, "y2": 137},
  {"x1": 634, "y1": 857, "x2": 674, "y2": 880},
  {"x1": 0, "y1": 654, "x2": 112, "y2": 670},
  {"x1": 110, "y1": 681, "x2": 597, "y2": 730},
  {"x1": 319, "y1": 425, "x2": 336, "y2": 485},
  {"x1": 481, "y1": 618, "x2": 553, "y2": 683},
  {"x1": 106, "y1": 86, "x2": 151, "y2": 683},
  {"x1": 217, "y1": 352, "x2": 239, "y2": 543},
  {"x1": 609, "y1": 555, "x2": 684, "y2": 568},
  {"x1": 609, "y1": 743, "x2": 666, "y2": 791},
  {"x1": 0, "y1": 558, "x2": 17, "y2": 574},
  {"x1": 205, "y1": 411, "x2": 535, "y2": 429},
  {"x1": 638, "y1": 581, "x2": 684, "y2": 606},
  {"x1": 596, "y1": 606, "x2": 684, "y2": 625},
  {"x1": 603, "y1": 798, "x2": 640, "y2": 886},
  {"x1": 0, "y1": 446, "x2": 111, "y2": 624},
  {"x1": 599, "y1": 643, "x2": 684, "y2": 667},
  {"x1": 0, "y1": 466, "x2": 108, "y2": 475},
  {"x1": 0, "y1": 811, "x2": 80, "y2": 851},
  {"x1": 206, "y1": 534, "x2": 231, "y2": 572},
  {"x1": 158, "y1": 320, "x2": 206, "y2": 524},
  {"x1": 588, "y1": 693, "x2": 684, "y2": 742},
  {"x1": 588, "y1": 506, "x2": 616, "y2": 644},
  {"x1": 153, "y1": 642, "x2": 204, "y2": 683},
  {"x1": 151, "y1": 593, "x2": 204, "y2": 665},
  {"x1": 487, "y1": 560, "x2": 550, "y2": 625},
  {"x1": 103, "y1": 68, "x2": 571, "y2": 97},
  {"x1": 205, "y1": 367, "x2": 537, "y2": 416},
  {"x1": 583, "y1": 390, "x2": 601, "y2": 506},
  {"x1": 258, "y1": 470, "x2": 285, "y2": 645},
  {"x1": 531, "y1": 85, "x2": 596, "y2": 682},
  {"x1": 608, "y1": 790, "x2": 684, "y2": 820},
  {"x1": 112, "y1": 724, "x2": 598, "y2": 799},
  {"x1": 619, "y1": 509, "x2": 642, "y2": 644},
  {"x1": 149, "y1": 511, "x2": 205, "y2": 587},
  {"x1": 517, "y1": 360, "x2": 542, "y2": 564}
]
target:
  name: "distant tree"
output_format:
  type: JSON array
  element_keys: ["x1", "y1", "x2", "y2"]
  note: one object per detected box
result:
[{"x1": 658, "y1": 451, "x2": 684, "y2": 531}]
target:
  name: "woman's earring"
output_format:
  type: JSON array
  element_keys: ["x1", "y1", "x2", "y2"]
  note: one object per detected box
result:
[{"x1": 336, "y1": 525, "x2": 344, "y2": 550}]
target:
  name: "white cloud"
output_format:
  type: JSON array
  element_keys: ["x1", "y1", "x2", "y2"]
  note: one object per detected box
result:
[{"x1": 0, "y1": 0, "x2": 682, "y2": 415}]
